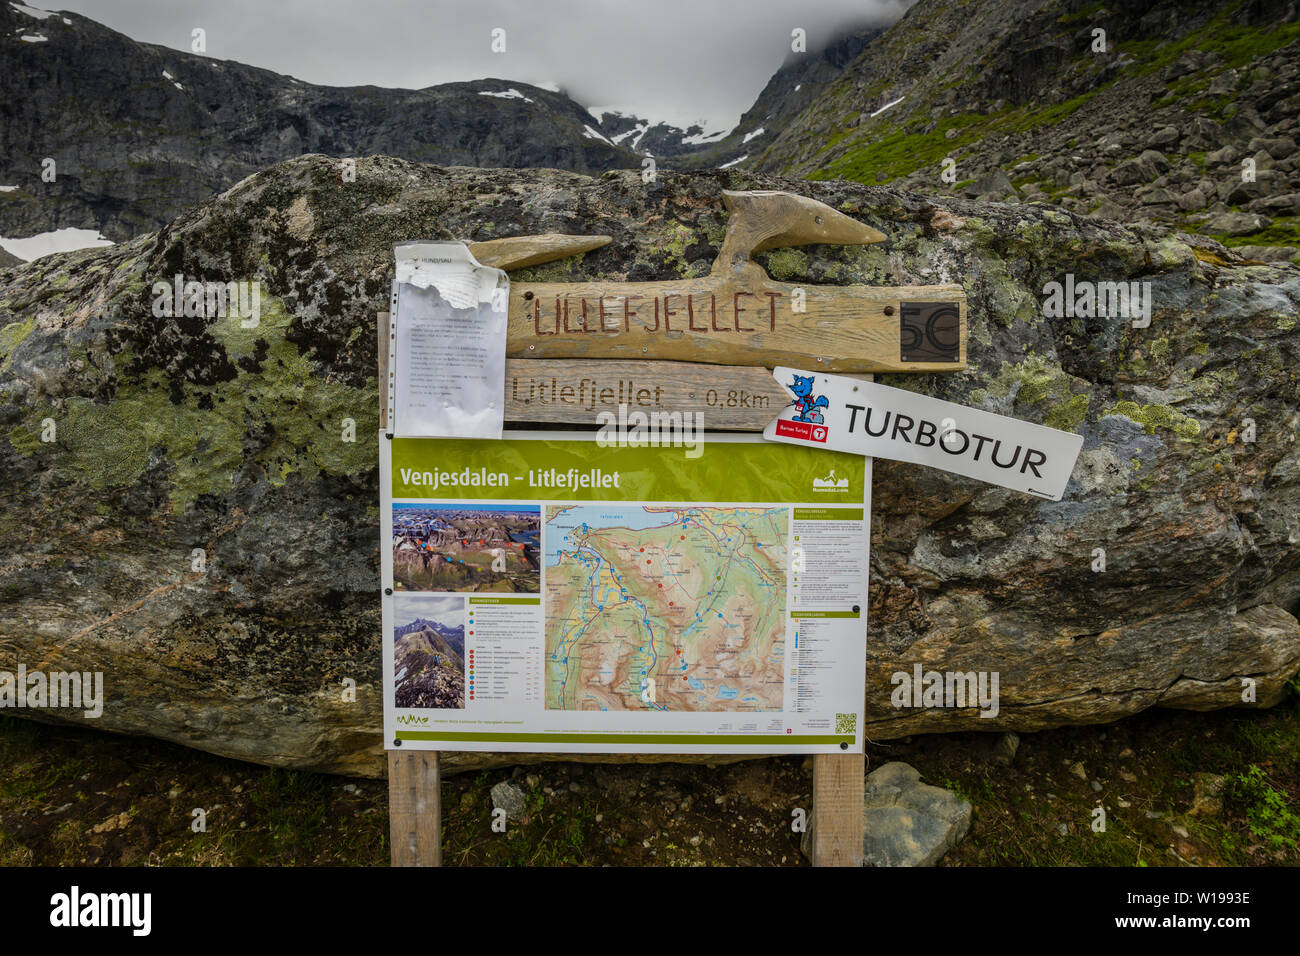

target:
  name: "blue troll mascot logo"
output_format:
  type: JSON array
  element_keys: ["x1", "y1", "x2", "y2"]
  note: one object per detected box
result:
[{"x1": 788, "y1": 374, "x2": 829, "y2": 424}]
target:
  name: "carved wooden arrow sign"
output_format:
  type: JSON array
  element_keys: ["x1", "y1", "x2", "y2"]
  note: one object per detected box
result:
[{"x1": 467, "y1": 190, "x2": 967, "y2": 373}]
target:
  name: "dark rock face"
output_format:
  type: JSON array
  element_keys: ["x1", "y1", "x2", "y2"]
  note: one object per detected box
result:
[
  {"x1": 0, "y1": 5, "x2": 636, "y2": 242},
  {"x1": 755, "y1": 0, "x2": 1300, "y2": 259},
  {"x1": 0, "y1": 155, "x2": 1297, "y2": 776},
  {"x1": 666, "y1": 25, "x2": 886, "y2": 170}
]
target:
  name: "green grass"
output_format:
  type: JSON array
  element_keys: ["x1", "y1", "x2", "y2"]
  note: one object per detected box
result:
[
  {"x1": 812, "y1": 84, "x2": 1109, "y2": 186},
  {"x1": 811, "y1": 0, "x2": 1300, "y2": 188},
  {"x1": 1225, "y1": 765, "x2": 1300, "y2": 851},
  {"x1": 812, "y1": 111, "x2": 1007, "y2": 185}
]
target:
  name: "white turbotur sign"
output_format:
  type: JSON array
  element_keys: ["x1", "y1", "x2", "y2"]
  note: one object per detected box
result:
[
  {"x1": 389, "y1": 241, "x2": 508, "y2": 438},
  {"x1": 763, "y1": 367, "x2": 1084, "y2": 500}
]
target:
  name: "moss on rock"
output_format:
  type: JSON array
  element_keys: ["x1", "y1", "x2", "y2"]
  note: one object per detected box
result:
[{"x1": 1103, "y1": 400, "x2": 1202, "y2": 440}]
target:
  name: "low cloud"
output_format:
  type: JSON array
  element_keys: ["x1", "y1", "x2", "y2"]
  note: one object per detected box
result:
[{"x1": 55, "y1": 0, "x2": 914, "y2": 131}]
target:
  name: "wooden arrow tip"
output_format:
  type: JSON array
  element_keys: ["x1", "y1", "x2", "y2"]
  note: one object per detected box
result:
[
  {"x1": 467, "y1": 234, "x2": 612, "y2": 271},
  {"x1": 722, "y1": 190, "x2": 887, "y2": 257}
]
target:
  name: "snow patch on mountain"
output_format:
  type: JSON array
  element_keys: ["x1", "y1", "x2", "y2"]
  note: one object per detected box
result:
[
  {"x1": 11, "y1": 3, "x2": 54, "y2": 20},
  {"x1": 479, "y1": 88, "x2": 534, "y2": 103},
  {"x1": 0, "y1": 227, "x2": 113, "y2": 261}
]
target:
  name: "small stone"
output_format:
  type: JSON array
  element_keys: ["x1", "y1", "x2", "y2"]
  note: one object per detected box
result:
[
  {"x1": 1204, "y1": 210, "x2": 1270, "y2": 236},
  {"x1": 992, "y1": 732, "x2": 1019, "y2": 766},
  {"x1": 490, "y1": 781, "x2": 527, "y2": 821},
  {"x1": 1120, "y1": 770, "x2": 1138, "y2": 783},
  {"x1": 1172, "y1": 825, "x2": 1190, "y2": 838},
  {"x1": 1057, "y1": 823, "x2": 1069, "y2": 836},
  {"x1": 689, "y1": 834, "x2": 702, "y2": 847},
  {"x1": 1119, "y1": 748, "x2": 1134, "y2": 759},
  {"x1": 1091, "y1": 780, "x2": 1103, "y2": 793},
  {"x1": 1146, "y1": 126, "x2": 1180, "y2": 148},
  {"x1": 91, "y1": 812, "x2": 130, "y2": 834},
  {"x1": 1189, "y1": 773, "x2": 1226, "y2": 818}
]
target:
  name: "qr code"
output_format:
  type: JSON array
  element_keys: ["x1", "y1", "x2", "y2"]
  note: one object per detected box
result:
[{"x1": 834, "y1": 713, "x2": 856, "y2": 736}]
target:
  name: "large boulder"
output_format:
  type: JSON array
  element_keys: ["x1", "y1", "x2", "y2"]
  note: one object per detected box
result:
[{"x1": 1, "y1": 154, "x2": 1297, "y2": 776}]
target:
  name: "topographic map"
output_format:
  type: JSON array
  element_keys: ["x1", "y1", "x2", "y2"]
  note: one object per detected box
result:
[{"x1": 544, "y1": 505, "x2": 787, "y2": 711}]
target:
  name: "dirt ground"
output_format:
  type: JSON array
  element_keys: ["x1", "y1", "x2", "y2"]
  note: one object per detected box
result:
[{"x1": 1, "y1": 690, "x2": 1296, "y2": 867}]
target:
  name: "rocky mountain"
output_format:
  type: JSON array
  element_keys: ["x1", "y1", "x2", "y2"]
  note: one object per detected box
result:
[
  {"x1": 0, "y1": 2, "x2": 638, "y2": 243},
  {"x1": 1, "y1": 154, "x2": 1296, "y2": 775},
  {"x1": 395, "y1": 618, "x2": 465, "y2": 659},
  {"x1": 584, "y1": 26, "x2": 889, "y2": 169},
  {"x1": 15, "y1": 0, "x2": 1297, "y2": 267},
  {"x1": 669, "y1": 25, "x2": 887, "y2": 170},
  {"x1": 394, "y1": 628, "x2": 465, "y2": 709},
  {"x1": 0, "y1": 1, "x2": 910, "y2": 252},
  {"x1": 748, "y1": 0, "x2": 1300, "y2": 261}
]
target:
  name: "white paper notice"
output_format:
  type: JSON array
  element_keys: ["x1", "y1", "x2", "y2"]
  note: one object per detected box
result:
[
  {"x1": 763, "y1": 367, "x2": 1084, "y2": 500},
  {"x1": 391, "y1": 241, "x2": 508, "y2": 438}
]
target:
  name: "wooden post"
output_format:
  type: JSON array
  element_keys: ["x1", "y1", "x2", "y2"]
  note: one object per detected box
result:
[
  {"x1": 810, "y1": 752, "x2": 865, "y2": 866},
  {"x1": 381, "y1": 310, "x2": 442, "y2": 867},
  {"x1": 388, "y1": 750, "x2": 442, "y2": 866}
]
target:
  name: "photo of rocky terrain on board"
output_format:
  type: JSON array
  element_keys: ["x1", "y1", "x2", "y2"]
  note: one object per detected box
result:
[
  {"x1": 393, "y1": 596, "x2": 466, "y2": 710},
  {"x1": 392, "y1": 504, "x2": 540, "y2": 592}
]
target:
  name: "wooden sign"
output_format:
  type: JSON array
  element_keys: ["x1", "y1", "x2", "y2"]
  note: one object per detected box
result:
[
  {"x1": 383, "y1": 189, "x2": 971, "y2": 870},
  {"x1": 488, "y1": 191, "x2": 967, "y2": 373},
  {"x1": 505, "y1": 358, "x2": 795, "y2": 430}
]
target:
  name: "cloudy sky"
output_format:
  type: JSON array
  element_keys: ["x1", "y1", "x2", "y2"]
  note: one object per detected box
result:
[{"x1": 52, "y1": 0, "x2": 914, "y2": 130}]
